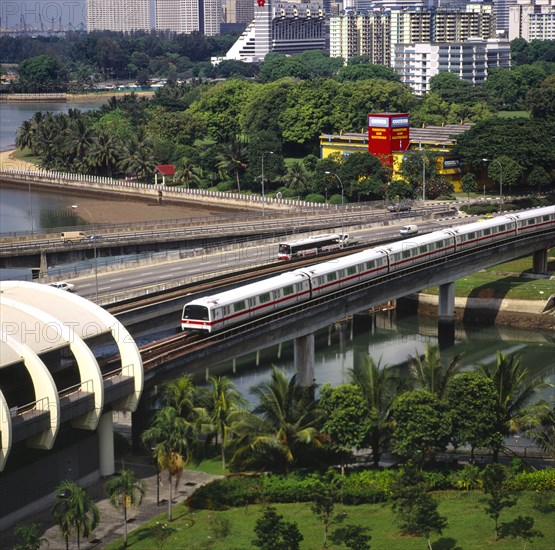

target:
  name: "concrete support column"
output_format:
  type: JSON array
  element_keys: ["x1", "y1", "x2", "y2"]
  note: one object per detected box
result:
[
  {"x1": 131, "y1": 394, "x2": 150, "y2": 454},
  {"x1": 438, "y1": 281, "x2": 455, "y2": 349},
  {"x1": 533, "y1": 249, "x2": 548, "y2": 274},
  {"x1": 39, "y1": 251, "x2": 48, "y2": 277},
  {"x1": 98, "y1": 412, "x2": 115, "y2": 477},
  {"x1": 294, "y1": 333, "x2": 315, "y2": 388}
]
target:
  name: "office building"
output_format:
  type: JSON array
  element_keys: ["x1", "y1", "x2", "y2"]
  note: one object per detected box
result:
[
  {"x1": 86, "y1": 0, "x2": 151, "y2": 32},
  {"x1": 155, "y1": 0, "x2": 222, "y2": 35},
  {"x1": 214, "y1": 1, "x2": 326, "y2": 64}
]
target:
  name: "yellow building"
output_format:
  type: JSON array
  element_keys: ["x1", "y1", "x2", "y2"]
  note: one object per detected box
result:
[{"x1": 319, "y1": 123, "x2": 473, "y2": 192}]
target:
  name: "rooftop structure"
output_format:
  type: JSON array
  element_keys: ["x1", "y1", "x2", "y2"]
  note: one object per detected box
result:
[{"x1": 0, "y1": 281, "x2": 143, "y2": 530}]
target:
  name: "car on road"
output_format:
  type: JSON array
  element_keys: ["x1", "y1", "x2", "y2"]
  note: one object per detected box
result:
[
  {"x1": 387, "y1": 204, "x2": 412, "y2": 213},
  {"x1": 85, "y1": 235, "x2": 103, "y2": 241},
  {"x1": 49, "y1": 281, "x2": 75, "y2": 292}
]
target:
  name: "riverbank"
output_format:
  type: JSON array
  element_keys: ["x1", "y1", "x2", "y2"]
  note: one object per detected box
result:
[
  {"x1": 0, "y1": 148, "x2": 38, "y2": 171},
  {"x1": 0, "y1": 90, "x2": 155, "y2": 103}
]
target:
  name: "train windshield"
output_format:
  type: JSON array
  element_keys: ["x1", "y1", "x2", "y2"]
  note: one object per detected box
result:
[
  {"x1": 278, "y1": 244, "x2": 291, "y2": 255},
  {"x1": 183, "y1": 304, "x2": 209, "y2": 321}
]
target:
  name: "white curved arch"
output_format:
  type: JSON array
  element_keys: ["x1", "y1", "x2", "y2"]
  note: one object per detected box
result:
[
  {"x1": 0, "y1": 388, "x2": 11, "y2": 472},
  {"x1": 1, "y1": 281, "x2": 143, "y2": 412},
  {"x1": 0, "y1": 329, "x2": 60, "y2": 450},
  {"x1": 1, "y1": 297, "x2": 103, "y2": 430}
]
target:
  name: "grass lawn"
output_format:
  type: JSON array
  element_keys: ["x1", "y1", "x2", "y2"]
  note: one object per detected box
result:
[
  {"x1": 104, "y1": 490, "x2": 554, "y2": 549},
  {"x1": 12, "y1": 147, "x2": 41, "y2": 165},
  {"x1": 423, "y1": 251, "x2": 555, "y2": 300},
  {"x1": 496, "y1": 111, "x2": 531, "y2": 119}
]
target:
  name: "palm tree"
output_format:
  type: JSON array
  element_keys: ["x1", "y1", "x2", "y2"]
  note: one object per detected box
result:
[
  {"x1": 526, "y1": 405, "x2": 555, "y2": 460},
  {"x1": 89, "y1": 132, "x2": 119, "y2": 177},
  {"x1": 104, "y1": 468, "x2": 145, "y2": 547},
  {"x1": 206, "y1": 375, "x2": 246, "y2": 470},
  {"x1": 348, "y1": 356, "x2": 406, "y2": 467},
  {"x1": 159, "y1": 375, "x2": 199, "y2": 419},
  {"x1": 479, "y1": 352, "x2": 551, "y2": 462},
  {"x1": 216, "y1": 137, "x2": 248, "y2": 192},
  {"x1": 140, "y1": 406, "x2": 193, "y2": 521},
  {"x1": 409, "y1": 342, "x2": 463, "y2": 400},
  {"x1": 175, "y1": 157, "x2": 202, "y2": 188},
  {"x1": 52, "y1": 480, "x2": 99, "y2": 550},
  {"x1": 65, "y1": 119, "x2": 96, "y2": 160},
  {"x1": 283, "y1": 160, "x2": 310, "y2": 195},
  {"x1": 15, "y1": 120, "x2": 35, "y2": 153},
  {"x1": 231, "y1": 367, "x2": 322, "y2": 474},
  {"x1": 119, "y1": 137, "x2": 155, "y2": 181}
]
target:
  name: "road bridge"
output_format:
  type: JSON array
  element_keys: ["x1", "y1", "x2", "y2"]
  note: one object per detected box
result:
[{"x1": 0, "y1": 206, "x2": 457, "y2": 271}]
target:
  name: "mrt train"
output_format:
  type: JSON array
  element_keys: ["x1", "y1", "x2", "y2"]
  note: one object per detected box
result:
[{"x1": 181, "y1": 206, "x2": 555, "y2": 333}]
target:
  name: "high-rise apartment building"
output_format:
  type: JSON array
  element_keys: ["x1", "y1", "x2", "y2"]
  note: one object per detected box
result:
[
  {"x1": 86, "y1": 0, "x2": 151, "y2": 32},
  {"x1": 225, "y1": 0, "x2": 255, "y2": 23},
  {"x1": 155, "y1": 0, "x2": 222, "y2": 35},
  {"x1": 330, "y1": 3, "x2": 495, "y2": 65},
  {"x1": 493, "y1": 0, "x2": 518, "y2": 34},
  {"x1": 509, "y1": 0, "x2": 555, "y2": 40},
  {"x1": 214, "y1": 1, "x2": 326, "y2": 64},
  {"x1": 395, "y1": 38, "x2": 511, "y2": 95}
]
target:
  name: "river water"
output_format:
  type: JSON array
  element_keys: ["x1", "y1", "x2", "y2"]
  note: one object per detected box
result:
[{"x1": 1, "y1": 102, "x2": 554, "y2": 416}]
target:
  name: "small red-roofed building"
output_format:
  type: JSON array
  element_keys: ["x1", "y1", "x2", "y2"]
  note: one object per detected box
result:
[{"x1": 154, "y1": 164, "x2": 176, "y2": 185}]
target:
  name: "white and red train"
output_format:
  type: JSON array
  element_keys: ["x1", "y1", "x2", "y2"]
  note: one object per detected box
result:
[{"x1": 181, "y1": 206, "x2": 555, "y2": 333}]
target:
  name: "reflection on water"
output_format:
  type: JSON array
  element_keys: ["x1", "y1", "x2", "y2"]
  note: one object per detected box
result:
[{"x1": 203, "y1": 311, "x2": 555, "y2": 405}]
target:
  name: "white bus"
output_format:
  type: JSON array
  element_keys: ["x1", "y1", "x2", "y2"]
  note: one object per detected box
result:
[{"x1": 278, "y1": 234, "x2": 349, "y2": 261}]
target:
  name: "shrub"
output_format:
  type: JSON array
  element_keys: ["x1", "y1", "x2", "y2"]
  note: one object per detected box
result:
[
  {"x1": 329, "y1": 194, "x2": 346, "y2": 205},
  {"x1": 187, "y1": 475, "x2": 262, "y2": 510},
  {"x1": 216, "y1": 181, "x2": 234, "y2": 192},
  {"x1": 509, "y1": 469, "x2": 555, "y2": 492},
  {"x1": 304, "y1": 193, "x2": 325, "y2": 203},
  {"x1": 341, "y1": 470, "x2": 397, "y2": 504},
  {"x1": 276, "y1": 186, "x2": 298, "y2": 198}
]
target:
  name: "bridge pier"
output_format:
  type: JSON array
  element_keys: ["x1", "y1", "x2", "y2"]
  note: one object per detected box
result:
[
  {"x1": 294, "y1": 333, "x2": 314, "y2": 388},
  {"x1": 533, "y1": 249, "x2": 548, "y2": 274},
  {"x1": 98, "y1": 412, "x2": 115, "y2": 476},
  {"x1": 438, "y1": 281, "x2": 456, "y2": 348},
  {"x1": 131, "y1": 394, "x2": 152, "y2": 454}
]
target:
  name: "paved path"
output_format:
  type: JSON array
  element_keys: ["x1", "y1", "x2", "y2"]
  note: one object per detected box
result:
[{"x1": 0, "y1": 456, "x2": 222, "y2": 549}]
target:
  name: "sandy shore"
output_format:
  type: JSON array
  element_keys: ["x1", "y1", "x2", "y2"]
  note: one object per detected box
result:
[
  {"x1": 0, "y1": 148, "x2": 39, "y2": 172},
  {"x1": 0, "y1": 149, "x2": 223, "y2": 224}
]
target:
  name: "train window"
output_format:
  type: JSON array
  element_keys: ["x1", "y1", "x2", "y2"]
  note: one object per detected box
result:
[
  {"x1": 283, "y1": 285, "x2": 294, "y2": 296},
  {"x1": 260, "y1": 292, "x2": 271, "y2": 303},
  {"x1": 484, "y1": 228, "x2": 491, "y2": 235},
  {"x1": 347, "y1": 266, "x2": 357, "y2": 275},
  {"x1": 234, "y1": 300, "x2": 246, "y2": 312},
  {"x1": 327, "y1": 272, "x2": 337, "y2": 282},
  {"x1": 295, "y1": 283, "x2": 304, "y2": 292},
  {"x1": 402, "y1": 250, "x2": 412, "y2": 259},
  {"x1": 184, "y1": 305, "x2": 209, "y2": 320},
  {"x1": 224, "y1": 306, "x2": 230, "y2": 316},
  {"x1": 317, "y1": 276, "x2": 325, "y2": 286},
  {"x1": 365, "y1": 262, "x2": 374, "y2": 270}
]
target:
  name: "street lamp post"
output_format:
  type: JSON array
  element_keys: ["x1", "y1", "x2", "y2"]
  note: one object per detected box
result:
[
  {"x1": 324, "y1": 171, "x2": 345, "y2": 246},
  {"x1": 72, "y1": 204, "x2": 98, "y2": 302},
  {"x1": 261, "y1": 151, "x2": 274, "y2": 216},
  {"x1": 28, "y1": 181, "x2": 34, "y2": 236},
  {"x1": 421, "y1": 155, "x2": 426, "y2": 202},
  {"x1": 482, "y1": 158, "x2": 503, "y2": 213}
]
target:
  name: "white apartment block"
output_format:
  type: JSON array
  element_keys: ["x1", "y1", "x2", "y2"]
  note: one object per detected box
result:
[
  {"x1": 509, "y1": 0, "x2": 555, "y2": 40},
  {"x1": 86, "y1": 0, "x2": 150, "y2": 32},
  {"x1": 394, "y1": 38, "x2": 511, "y2": 95},
  {"x1": 213, "y1": 1, "x2": 326, "y2": 64},
  {"x1": 155, "y1": 0, "x2": 221, "y2": 35},
  {"x1": 330, "y1": 3, "x2": 496, "y2": 65},
  {"x1": 494, "y1": 0, "x2": 518, "y2": 33}
]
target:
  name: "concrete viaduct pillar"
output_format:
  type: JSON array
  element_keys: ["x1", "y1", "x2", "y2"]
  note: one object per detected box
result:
[
  {"x1": 533, "y1": 249, "x2": 548, "y2": 274},
  {"x1": 98, "y1": 412, "x2": 115, "y2": 476},
  {"x1": 294, "y1": 333, "x2": 315, "y2": 388},
  {"x1": 438, "y1": 281, "x2": 455, "y2": 349}
]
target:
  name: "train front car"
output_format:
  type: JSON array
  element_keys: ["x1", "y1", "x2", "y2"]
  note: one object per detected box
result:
[{"x1": 181, "y1": 271, "x2": 311, "y2": 333}]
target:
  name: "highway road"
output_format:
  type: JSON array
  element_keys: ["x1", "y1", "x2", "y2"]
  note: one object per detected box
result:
[{"x1": 61, "y1": 216, "x2": 465, "y2": 303}]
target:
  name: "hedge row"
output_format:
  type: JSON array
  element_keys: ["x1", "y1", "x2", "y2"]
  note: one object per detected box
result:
[{"x1": 187, "y1": 467, "x2": 555, "y2": 510}]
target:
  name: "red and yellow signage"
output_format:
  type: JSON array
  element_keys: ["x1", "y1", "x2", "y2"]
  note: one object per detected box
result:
[{"x1": 368, "y1": 113, "x2": 410, "y2": 165}]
